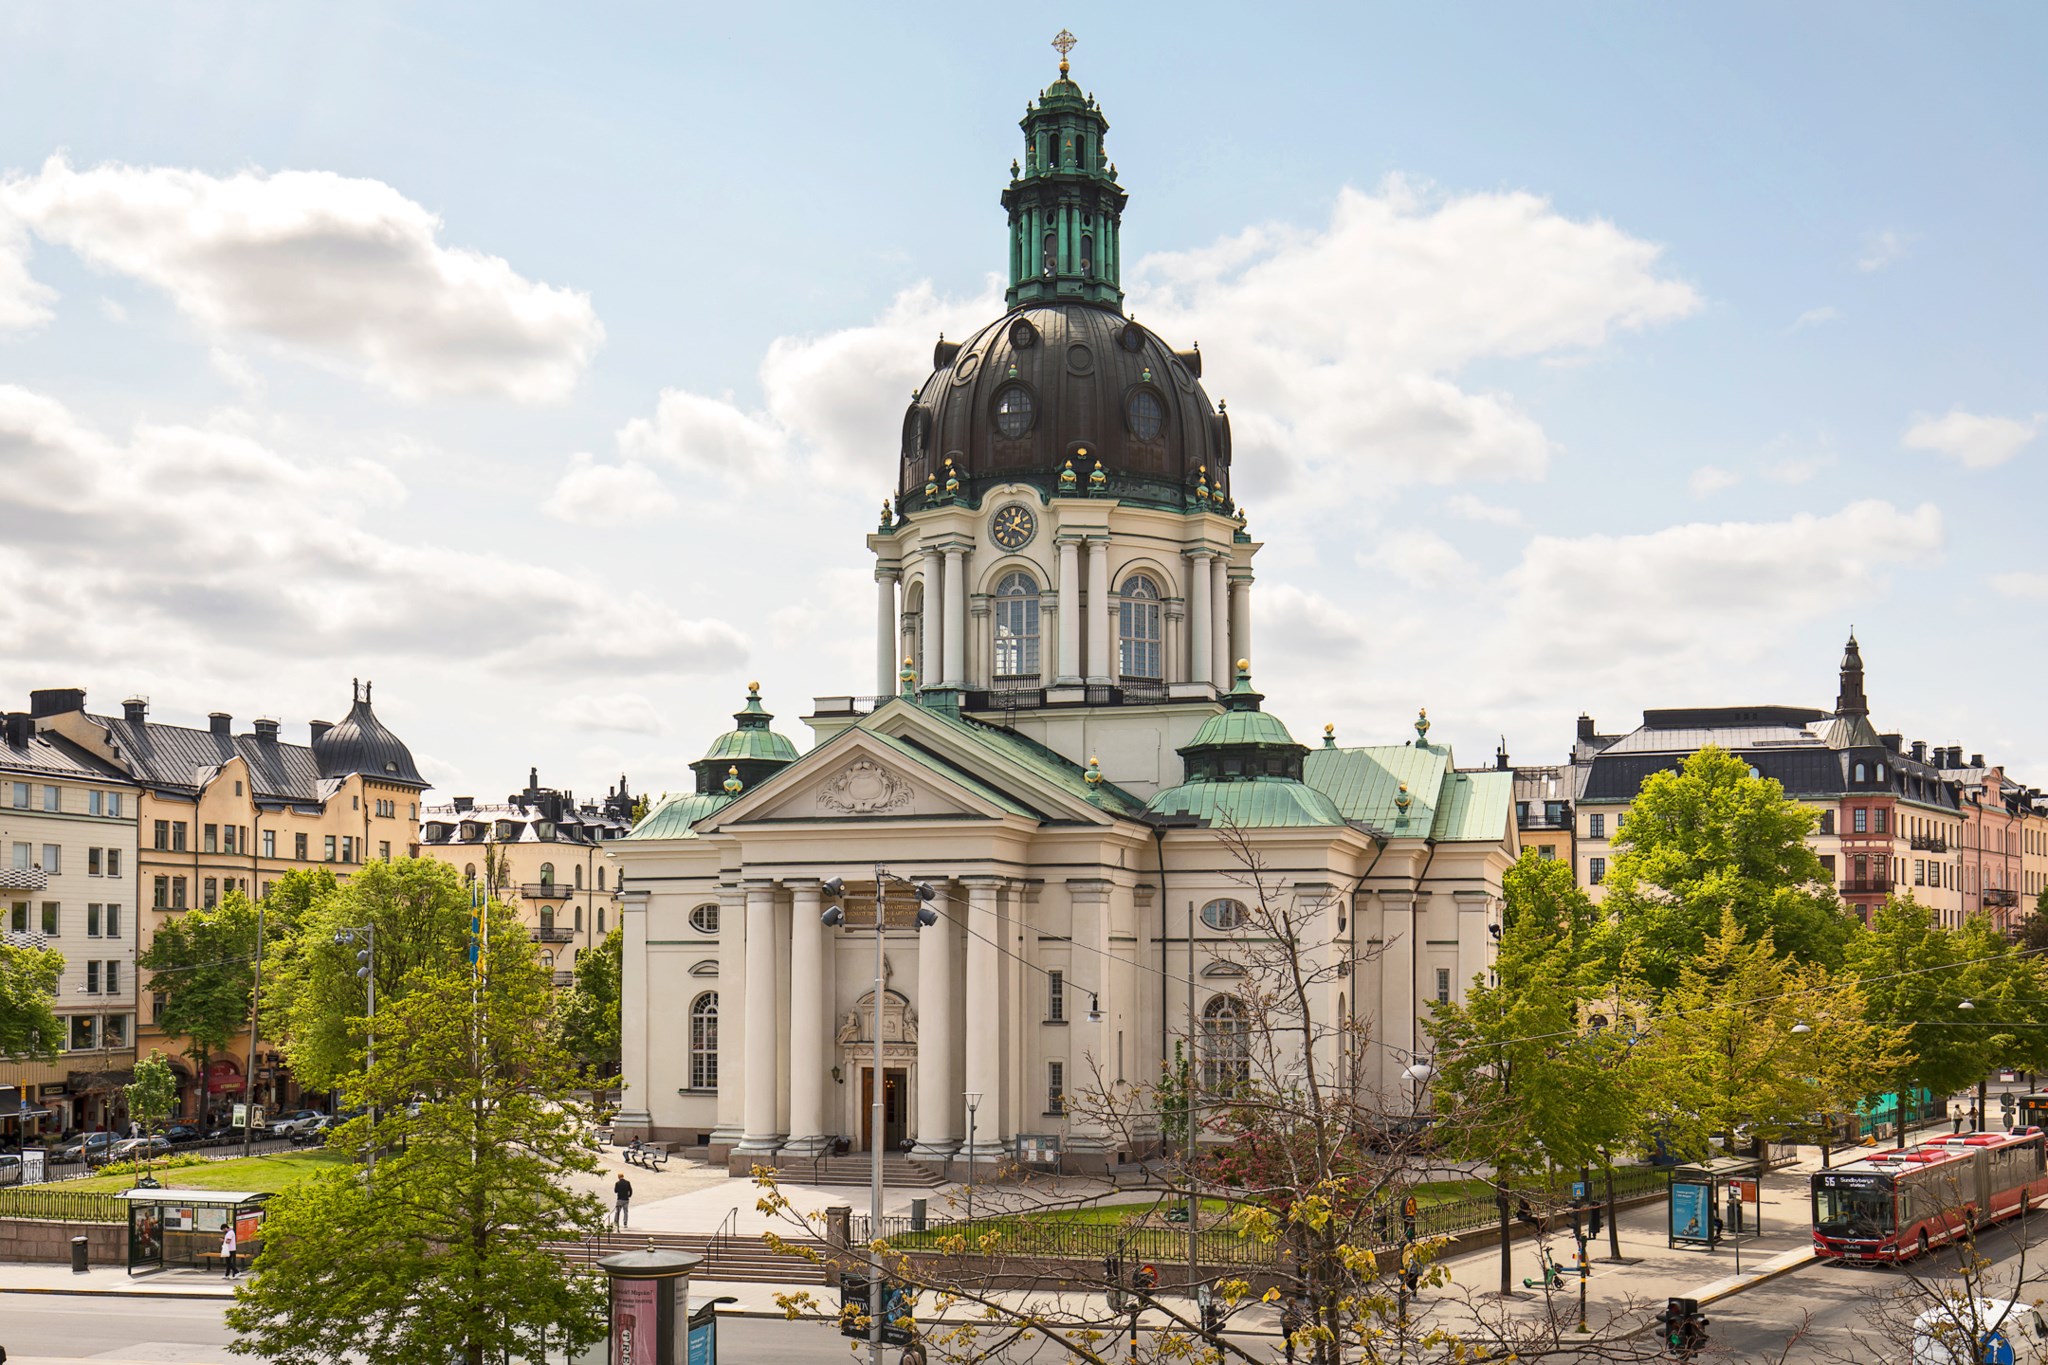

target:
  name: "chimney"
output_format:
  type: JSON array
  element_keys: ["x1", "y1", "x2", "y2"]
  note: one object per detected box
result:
[
  {"x1": 1881, "y1": 733, "x2": 1902, "y2": 752},
  {"x1": 1576, "y1": 714, "x2": 1597, "y2": 742},
  {"x1": 453, "y1": 796, "x2": 474, "y2": 813},
  {"x1": 2, "y1": 712, "x2": 30, "y2": 746},
  {"x1": 1911, "y1": 740, "x2": 1927, "y2": 763},
  {"x1": 208, "y1": 712, "x2": 232, "y2": 737},
  {"x1": 1495, "y1": 736, "x2": 1510, "y2": 771},
  {"x1": 253, "y1": 718, "x2": 280, "y2": 743},
  {"x1": 1972, "y1": 753, "x2": 1985, "y2": 770},
  {"x1": 309, "y1": 720, "x2": 333, "y2": 745},
  {"x1": 122, "y1": 697, "x2": 148, "y2": 723},
  {"x1": 29, "y1": 688, "x2": 86, "y2": 718}
]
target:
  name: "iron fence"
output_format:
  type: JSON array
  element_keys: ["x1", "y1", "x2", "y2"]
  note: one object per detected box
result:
[{"x1": 0, "y1": 1186, "x2": 125, "y2": 1223}]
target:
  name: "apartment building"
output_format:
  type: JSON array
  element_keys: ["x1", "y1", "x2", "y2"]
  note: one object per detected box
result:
[
  {"x1": 417, "y1": 769, "x2": 635, "y2": 982},
  {"x1": 28, "y1": 683, "x2": 428, "y2": 1117},
  {"x1": 0, "y1": 712, "x2": 141, "y2": 1136}
]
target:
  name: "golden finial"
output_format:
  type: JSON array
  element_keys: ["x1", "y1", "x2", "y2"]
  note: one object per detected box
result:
[
  {"x1": 1052, "y1": 28, "x2": 1077, "y2": 76},
  {"x1": 1084, "y1": 754, "x2": 1104, "y2": 786},
  {"x1": 747, "y1": 680, "x2": 760, "y2": 693},
  {"x1": 722, "y1": 765, "x2": 743, "y2": 796}
]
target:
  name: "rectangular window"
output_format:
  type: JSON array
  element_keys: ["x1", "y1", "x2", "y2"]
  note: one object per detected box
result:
[
  {"x1": 1588, "y1": 813, "x2": 1605, "y2": 838},
  {"x1": 106, "y1": 904, "x2": 119, "y2": 938},
  {"x1": 341, "y1": 836, "x2": 354, "y2": 863},
  {"x1": 1048, "y1": 970, "x2": 1066, "y2": 1022},
  {"x1": 108, "y1": 793, "x2": 122, "y2": 819},
  {"x1": 295, "y1": 833, "x2": 308, "y2": 861},
  {"x1": 1538, "y1": 845, "x2": 1556, "y2": 860},
  {"x1": 1435, "y1": 967, "x2": 1451, "y2": 1005},
  {"x1": 10, "y1": 782, "x2": 28, "y2": 808},
  {"x1": 1515, "y1": 801, "x2": 1529, "y2": 824},
  {"x1": 261, "y1": 881, "x2": 273, "y2": 900},
  {"x1": 107, "y1": 850, "x2": 120, "y2": 878},
  {"x1": 42, "y1": 844, "x2": 60, "y2": 876},
  {"x1": 1914, "y1": 860, "x2": 1925, "y2": 886},
  {"x1": 324, "y1": 835, "x2": 337, "y2": 862},
  {"x1": 88, "y1": 847, "x2": 103, "y2": 876},
  {"x1": 88, "y1": 790, "x2": 102, "y2": 816},
  {"x1": 171, "y1": 822, "x2": 187, "y2": 852},
  {"x1": 378, "y1": 840, "x2": 391, "y2": 862},
  {"x1": 1819, "y1": 811, "x2": 1836, "y2": 835},
  {"x1": 87, "y1": 903, "x2": 101, "y2": 936},
  {"x1": 102, "y1": 1013, "x2": 128, "y2": 1048},
  {"x1": 203, "y1": 877, "x2": 218, "y2": 907},
  {"x1": 68, "y1": 1015, "x2": 95, "y2": 1051},
  {"x1": 154, "y1": 819, "x2": 169, "y2": 850},
  {"x1": 86, "y1": 960, "x2": 100, "y2": 994},
  {"x1": 1820, "y1": 854, "x2": 1836, "y2": 876},
  {"x1": 1854, "y1": 808, "x2": 1869, "y2": 834},
  {"x1": 1876, "y1": 809, "x2": 1888, "y2": 834},
  {"x1": 1545, "y1": 801, "x2": 1566, "y2": 825},
  {"x1": 262, "y1": 829, "x2": 276, "y2": 858},
  {"x1": 172, "y1": 877, "x2": 187, "y2": 909},
  {"x1": 203, "y1": 824, "x2": 218, "y2": 853},
  {"x1": 41, "y1": 902, "x2": 59, "y2": 935},
  {"x1": 8, "y1": 902, "x2": 24, "y2": 933},
  {"x1": 153, "y1": 876, "x2": 168, "y2": 908},
  {"x1": 43, "y1": 785, "x2": 59, "y2": 812},
  {"x1": 9, "y1": 841, "x2": 27, "y2": 870},
  {"x1": 1047, "y1": 1061, "x2": 1066, "y2": 1115},
  {"x1": 105, "y1": 961, "x2": 119, "y2": 995},
  {"x1": 1589, "y1": 857, "x2": 1606, "y2": 885}
]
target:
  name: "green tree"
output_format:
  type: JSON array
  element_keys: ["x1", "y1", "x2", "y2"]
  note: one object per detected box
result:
[
  {"x1": 125, "y1": 1051, "x2": 180, "y2": 1179},
  {"x1": 1599, "y1": 746, "x2": 1850, "y2": 990},
  {"x1": 138, "y1": 894, "x2": 261, "y2": 1085},
  {"x1": 267, "y1": 858, "x2": 481, "y2": 1092},
  {"x1": 555, "y1": 925, "x2": 622, "y2": 1079},
  {"x1": 2016, "y1": 894, "x2": 2048, "y2": 956},
  {"x1": 226, "y1": 899, "x2": 605, "y2": 1365},
  {"x1": 1957, "y1": 913, "x2": 2048, "y2": 1076},
  {"x1": 0, "y1": 940, "x2": 64, "y2": 1059},
  {"x1": 1847, "y1": 900, "x2": 1992, "y2": 1143},
  {"x1": 1642, "y1": 911, "x2": 1896, "y2": 1158}
]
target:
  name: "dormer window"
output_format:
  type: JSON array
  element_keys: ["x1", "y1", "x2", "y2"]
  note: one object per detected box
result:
[{"x1": 994, "y1": 384, "x2": 1035, "y2": 439}]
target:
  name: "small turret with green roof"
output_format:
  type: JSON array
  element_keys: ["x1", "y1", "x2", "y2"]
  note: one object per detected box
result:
[
  {"x1": 690, "y1": 681, "x2": 799, "y2": 794},
  {"x1": 1145, "y1": 661, "x2": 1347, "y2": 827}
]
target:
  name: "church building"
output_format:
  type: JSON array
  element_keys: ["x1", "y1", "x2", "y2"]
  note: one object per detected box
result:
[{"x1": 611, "y1": 44, "x2": 1517, "y2": 1172}]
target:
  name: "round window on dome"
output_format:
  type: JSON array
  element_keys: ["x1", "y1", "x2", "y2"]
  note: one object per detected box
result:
[
  {"x1": 1128, "y1": 389, "x2": 1165, "y2": 441},
  {"x1": 994, "y1": 385, "x2": 1035, "y2": 439}
]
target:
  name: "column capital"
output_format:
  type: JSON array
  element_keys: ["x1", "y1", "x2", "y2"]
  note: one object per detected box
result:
[{"x1": 875, "y1": 567, "x2": 902, "y2": 583}]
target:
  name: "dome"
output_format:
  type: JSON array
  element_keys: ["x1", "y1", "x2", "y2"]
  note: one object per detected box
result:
[
  {"x1": 687, "y1": 683, "x2": 798, "y2": 796},
  {"x1": 897, "y1": 303, "x2": 1231, "y2": 510},
  {"x1": 312, "y1": 682, "x2": 425, "y2": 787}
]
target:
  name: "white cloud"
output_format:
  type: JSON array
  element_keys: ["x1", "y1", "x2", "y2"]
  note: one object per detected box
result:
[
  {"x1": 617, "y1": 388, "x2": 789, "y2": 484},
  {"x1": 545, "y1": 453, "x2": 679, "y2": 525},
  {"x1": 1990, "y1": 572, "x2": 2048, "y2": 601},
  {"x1": 0, "y1": 215, "x2": 55, "y2": 329},
  {"x1": 1442, "y1": 493, "x2": 1525, "y2": 527},
  {"x1": 1357, "y1": 529, "x2": 1476, "y2": 589},
  {"x1": 554, "y1": 693, "x2": 669, "y2": 737},
  {"x1": 1791, "y1": 305, "x2": 1840, "y2": 330},
  {"x1": 1857, "y1": 229, "x2": 1911, "y2": 272},
  {"x1": 0, "y1": 156, "x2": 602, "y2": 401},
  {"x1": 1688, "y1": 465, "x2": 1741, "y2": 496},
  {"x1": 1902, "y1": 409, "x2": 2042, "y2": 469},
  {"x1": 208, "y1": 347, "x2": 261, "y2": 395},
  {"x1": 95, "y1": 296, "x2": 127, "y2": 324},
  {"x1": 1761, "y1": 452, "x2": 1833, "y2": 484}
]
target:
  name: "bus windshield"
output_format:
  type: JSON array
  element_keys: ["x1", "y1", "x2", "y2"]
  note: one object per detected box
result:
[{"x1": 1815, "y1": 1182, "x2": 1893, "y2": 1238}]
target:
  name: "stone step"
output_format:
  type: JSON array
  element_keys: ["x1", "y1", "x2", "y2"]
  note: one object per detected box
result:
[
  {"x1": 788, "y1": 1156, "x2": 949, "y2": 1189},
  {"x1": 549, "y1": 1230, "x2": 834, "y2": 1284}
]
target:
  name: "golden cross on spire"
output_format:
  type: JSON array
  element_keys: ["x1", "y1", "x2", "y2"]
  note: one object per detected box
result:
[{"x1": 1052, "y1": 28, "x2": 1077, "y2": 75}]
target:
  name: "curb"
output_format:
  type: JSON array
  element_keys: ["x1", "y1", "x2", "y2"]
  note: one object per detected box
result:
[
  {"x1": 1693, "y1": 1249, "x2": 1819, "y2": 1307},
  {"x1": 1, "y1": 1284, "x2": 233, "y2": 1300}
]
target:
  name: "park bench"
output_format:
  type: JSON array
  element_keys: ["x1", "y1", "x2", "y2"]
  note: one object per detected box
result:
[{"x1": 623, "y1": 1142, "x2": 670, "y2": 1170}]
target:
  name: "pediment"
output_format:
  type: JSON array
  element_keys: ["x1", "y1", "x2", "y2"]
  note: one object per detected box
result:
[{"x1": 700, "y1": 732, "x2": 1004, "y2": 828}]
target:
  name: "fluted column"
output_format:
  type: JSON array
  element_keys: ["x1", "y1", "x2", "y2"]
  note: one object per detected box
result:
[
  {"x1": 1211, "y1": 555, "x2": 1232, "y2": 686},
  {"x1": 912, "y1": 881, "x2": 960, "y2": 1156},
  {"x1": 1229, "y1": 576, "x2": 1252, "y2": 675},
  {"x1": 737, "y1": 881, "x2": 783, "y2": 1153},
  {"x1": 1056, "y1": 538, "x2": 1081, "y2": 685},
  {"x1": 964, "y1": 879, "x2": 1004, "y2": 1157},
  {"x1": 1187, "y1": 552, "x2": 1213, "y2": 687},
  {"x1": 922, "y1": 559, "x2": 943, "y2": 692},
  {"x1": 874, "y1": 572, "x2": 898, "y2": 697},
  {"x1": 785, "y1": 880, "x2": 829, "y2": 1154},
  {"x1": 943, "y1": 547, "x2": 967, "y2": 688},
  {"x1": 1086, "y1": 539, "x2": 1112, "y2": 684}
]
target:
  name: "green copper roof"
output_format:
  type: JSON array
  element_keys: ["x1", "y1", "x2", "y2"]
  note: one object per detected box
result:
[
  {"x1": 1427, "y1": 768, "x2": 1514, "y2": 843},
  {"x1": 1181, "y1": 666, "x2": 1305, "y2": 754},
  {"x1": 1302, "y1": 744, "x2": 1450, "y2": 836},
  {"x1": 1146, "y1": 777, "x2": 1348, "y2": 828},
  {"x1": 625, "y1": 790, "x2": 734, "y2": 840},
  {"x1": 702, "y1": 683, "x2": 799, "y2": 764},
  {"x1": 905, "y1": 702, "x2": 1150, "y2": 818}
]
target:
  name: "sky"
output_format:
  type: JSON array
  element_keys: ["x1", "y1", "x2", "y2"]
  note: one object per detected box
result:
[{"x1": 0, "y1": 4, "x2": 2043, "y2": 806}]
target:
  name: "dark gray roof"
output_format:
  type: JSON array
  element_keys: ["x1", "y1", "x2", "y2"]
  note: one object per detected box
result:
[
  {"x1": 312, "y1": 692, "x2": 426, "y2": 788},
  {"x1": 0, "y1": 728, "x2": 135, "y2": 784},
  {"x1": 89, "y1": 713, "x2": 328, "y2": 803}
]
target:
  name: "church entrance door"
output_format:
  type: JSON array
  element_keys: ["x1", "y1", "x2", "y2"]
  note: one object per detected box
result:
[{"x1": 860, "y1": 1067, "x2": 908, "y2": 1152}]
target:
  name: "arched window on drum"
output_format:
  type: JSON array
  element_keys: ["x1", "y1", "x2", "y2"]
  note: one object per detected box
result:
[
  {"x1": 993, "y1": 571, "x2": 1041, "y2": 679},
  {"x1": 1118, "y1": 574, "x2": 1163, "y2": 680}
]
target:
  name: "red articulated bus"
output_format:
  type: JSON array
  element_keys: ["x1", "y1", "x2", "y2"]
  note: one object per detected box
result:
[{"x1": 1812, "y1": 1130, "x2": 2048, "y2": 1264}]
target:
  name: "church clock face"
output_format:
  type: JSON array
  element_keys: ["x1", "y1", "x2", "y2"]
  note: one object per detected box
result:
[{"x1": 990, "y1": 503, "x2": 1038, "y2": 550}]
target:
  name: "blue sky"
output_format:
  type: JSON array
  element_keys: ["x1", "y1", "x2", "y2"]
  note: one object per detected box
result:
[{"x1": 1, "y1": 4, "x2": 2042, "y2": 802}]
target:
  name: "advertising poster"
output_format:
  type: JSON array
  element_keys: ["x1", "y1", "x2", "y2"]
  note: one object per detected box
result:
[
  {"x1": 129, "y1": 1205, "x2": 163, "y2": 1269},
  {"x1": 1670, "y1": 1182, "x2": 1712, "y2": 1244},
  {"x1": 612, "y1": 1276, "x2": 660, "y2": 1365},
  {"x1": 687, "y1": 1317, "x2": 716, "y2": 1365},
  {"x1": 21, "y1": 1147, "x2": 45, "y2": 1185}
]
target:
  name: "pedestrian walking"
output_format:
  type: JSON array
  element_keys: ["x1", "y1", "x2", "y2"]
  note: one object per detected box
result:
[
  {"x1": 1951, "y1": 1102, "x2": 1965, "y2": 1134},
  {"x1": 220, "y1": 1224, "x2": 238, "y2": 1279},
  {"x1": 613, "y1": 1172, "x2": 633, "y2": 1229}
]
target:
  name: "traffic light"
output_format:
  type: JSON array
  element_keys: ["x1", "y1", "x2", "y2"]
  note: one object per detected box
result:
[
  {"x1": 1104, "y1": 1255, "x2": 1126, "y2": 1314},
  {"x1": 1588, "y1": 1202, "x2": 1604, "y2": 1239},
  {"x1": 1656, "y1": 1297, "x2": 1708, "y2": 1357},
  {"x1": 1199, "y1": 1294, "x2": 1224, "y2": 1336},
  {"x1": 1133, "y1": 1263, "x2": 1158, "y2": 1293},
  {"x1": 1402, "y1": 1194, "x2": 1419, "y2": 1241}
]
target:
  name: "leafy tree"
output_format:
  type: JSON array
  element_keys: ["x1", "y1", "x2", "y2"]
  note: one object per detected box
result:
[
  {"x1": 555, "y1": 925, "x2": 622, "y2": 1079},
  {"x1": 125, "y1": 1051, "x2": 179, "y2": 1179},
  {"x1": 139, "y1": 894, "x2": 261, "y2": 1087},
  {"x1": 1847, "y1": 900, "x2": 1994, "y2": 1144},
  {"x1": 226, "y1": 899, "x2": 605, "y2": 1365},
  {"x1": 1642, "y1": 910, "x2": 1898, "y2": 1158},
  {"x1": 2016, "y1": 895, "x2": 2048, "y2": 956},
  {"x1": 267, "y1": 858, "x2": 482, "y2": 1092},
  {"x1": 0, "y1": 940, "x2": 64, "y2": 1059},
  {"x1": 1956, "y1": 913, "x2": 2048, "y2": 1076},
  {"x1": 1598, "y1": 745, "x2": 1851, "y2": 990}
]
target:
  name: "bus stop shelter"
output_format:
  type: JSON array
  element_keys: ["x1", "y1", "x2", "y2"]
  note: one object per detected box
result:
[
  {"x1": 117, "y1": 1188, "x2": 269, "y2": 1276},
  {"x1": 1668, "y1": 1156, "x2": 1761, "y2": 1249}
]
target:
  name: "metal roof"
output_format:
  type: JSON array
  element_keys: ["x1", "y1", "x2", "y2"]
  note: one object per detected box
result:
[
  {"x1": 0, "y1": 728, "x2": 134, "y2": 784},
  {"x1": 1146, "y1": 777, "x2": 1348, "y2": 828},
  {"x1": 624, "y1": 791, "x2": 733, "y2": 841},
  {"x1": 118, "y1": 1188, "x2": 269, "y2": 1203},
  {"x1": 1430, "y1": 769, "x2": 1515, "y2": 843},
  {"x1": 1302, "y1": 744, "x2": 1449, "y2": 835}
]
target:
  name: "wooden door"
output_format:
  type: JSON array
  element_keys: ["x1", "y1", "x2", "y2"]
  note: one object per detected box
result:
[{"x1": 860, "y1": 1068, "x2": 910, "y2": 1151}]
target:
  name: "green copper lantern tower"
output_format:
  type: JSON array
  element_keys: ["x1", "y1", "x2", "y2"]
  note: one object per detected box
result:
[{"x1": 1002, "y1": 30, "x2": 1128, "y2": 310}]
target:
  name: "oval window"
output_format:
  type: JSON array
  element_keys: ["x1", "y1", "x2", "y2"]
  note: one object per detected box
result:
[
  {"x1": 1200, "y1": 898, "x2": 1247, "y2": 931},
  {"x1": 995, "y1": 385, "x2": 1035, "y2": 439},
  {"x1": 689, "y1": 902, "x2": 720, "y2": 935},
  {"x1": 1128, "y1": 390, "x2": 1165, "y2": 441}
]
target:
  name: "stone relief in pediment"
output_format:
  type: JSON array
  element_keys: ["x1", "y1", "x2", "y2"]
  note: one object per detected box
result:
[
  {"x1": 817, "y1": 757, "x2": 913, "y2": 814},
  {"x1": 838, "y1": 988, "x2": 917, "y2": 1045}
]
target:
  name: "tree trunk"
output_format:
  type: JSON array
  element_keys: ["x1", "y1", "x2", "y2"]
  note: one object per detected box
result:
[
  {"x1": 1498, "y1": 1191, "x2": 1512, "y2": 1295},
  {"x1": 1604, "y1": 1156, "x2": 1620, "y2": 1261},
  {"x1": 1979, "y1": 1076, "x2": 1991, "y2": 1134}
]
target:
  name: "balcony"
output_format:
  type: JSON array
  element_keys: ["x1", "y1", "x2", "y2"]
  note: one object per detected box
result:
[
  {"x1": 551, "y1": 969, "x2": 575, "y2": 987},
  {"x1": 1910, "y1": 835, "x2": 1949, "y2": 853},
  {"x1": 1841, "y1": 878, "x2": 1893, "y2": 896},
  {"x1": 530, "y1": 925, "x2": 575, "y2": 944},
  {"x1": 520, "y1": 882, "x2": 571, "y2": 901},
  {"x1": 1985, "y1": 888, "x2": 2020, "y2": 908}
]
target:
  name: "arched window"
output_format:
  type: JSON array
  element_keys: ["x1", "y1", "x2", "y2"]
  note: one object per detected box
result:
[
  {"x1": 1853, "y1": 762, "x2": 1867, "y2": 782},
  {"x1": 598, "y1": 867, "x2": 606, "y2": 890},
  {"x1": 1200, "y1": 898, "x2": 1247, "y2": 931},
  {"x1": 1118, "y1": 574, "x2": 1163, "y2": 679},
  {"x1": 689, "y1": 993, "x2": 719, "y2": 1090},
  {"x1": 574, "y1": 865, "x2": 584, "y2": 889},
  {"x1": 1079, "y1": 234, "x2": 1094, "y2": 275},
  {"x1": 539, "y1": 862, "x2": 555, "y2": 887},
  {"x1": 1201, "y1": 994, "x2": 1250, "y2": 1093},
  {"x1": 995, "y1": 384, "x2": 1035, "y2": 439},
  {"x1": 1042, "y1": 232, "x2": 1057, "y2": 276},
  {"x1": 463, "y1": 863, "x2": 476, "y2": 883},
  {"x1": 689, "y1": 903, "x2": 720, "y2": 935},
  {"x1": 540, "y1": 907, "x2": 554, "y2": 932},
  {"x1": 1128, "y1": 390, "x2": 1165, "y2": 442},
  {"x1": 994, "y1": 571, "x2": 1041, "y2": 678}
]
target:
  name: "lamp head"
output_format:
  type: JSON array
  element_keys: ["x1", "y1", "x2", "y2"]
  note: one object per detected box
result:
[
  {"x1": 915, "y1": 905, "x2": 939, "y2": 928},
  {"x1": 821, "y1": 876, "x2": 845, "y2": 899},
  {"x1": 1087, "y1": 994, "x2": 1103, "y2": 1024},
  {"x1": 1790, "y1": 1022, "x2": 1812, "y2": 1035},
  {"x1": 821, "y1": 905, "x2": 845, "y2": 927},
  {"x1": 913, "y1": 881, "x2": 936, "y2": 902}
]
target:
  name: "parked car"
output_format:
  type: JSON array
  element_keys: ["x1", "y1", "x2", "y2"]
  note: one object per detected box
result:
[
  {"x1": 106, "y1": 1135, "x2": 172, "y2": 1163},
  {"x1": 267, "y1": 1110, "x2": 325, "y2": 1139},
  {"x1": 55, "y1": 1132, "x2": 116, "y2": 1164},
  {"x1": 0, "y1": 1153, "x2": 20, "y2": 1187},
  {"x1": 291, "y1": 1114, "x2": 341, "y2": 1147},
  {"x1": 163, "y1": 1124, "x2": 205, "y2": 1147}
]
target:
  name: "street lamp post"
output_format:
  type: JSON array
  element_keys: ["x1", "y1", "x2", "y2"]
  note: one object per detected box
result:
[
  {"x1": 821, "y1": 867, "x2": 940, "y2": 1365},
  {"x1": 964, "y1": 1091, "x2": 981, "y2": 1222},
  {"x1": 335, "y1": 924, "x2": 376, "y2": 1184}
]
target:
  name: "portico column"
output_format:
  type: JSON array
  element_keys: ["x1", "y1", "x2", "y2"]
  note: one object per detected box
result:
[
  {"x1": 922, "y1": 558, "x2": 943, "y2": 691},
  {"x1": 1186, "y1": 552, "x2": 1213, "y2": 687},
  {"x1": 943, "y1": 547, "x2": 967, "y2": 688},
  {"x1": 1211, "y1": 555, "x2": 1232, "y2": 685},
  {"x1": 912, "y1": 882, "x2": 960, "y2": 1157},
  {"x1": 1056, "y1": 538, "x2": 1081, "y2": 685},
  {"x1": 737, "y1": 881, "x2": 783, "y2": 1153},
  {"x1": 786, "y1": 880, "x2": 830, "y2": 1155},
  {"x1": 1229, "y1": 577, "x2": 1252, "y2": 675},
  {"x1": 964, "y1": 879, "x2": 1003, "y2": 1156},
  {"x1": 1086, "y1": 540, "x2": 1112, "y2": 684},
  {"x1": 874, "y1": 572, "x2": 899, "y2": 697},
  {"x1": 614, "y1": 889, "x2": 653, "y2": 1136}
]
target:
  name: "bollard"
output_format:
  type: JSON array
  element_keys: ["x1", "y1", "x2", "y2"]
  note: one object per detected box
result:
[
  {"x1": 71, "y1": 1234, "x2": 89, "y2": 1274},
  {"x1": 910, "y1": 1197, "x2": 928, "y2": 1232}
]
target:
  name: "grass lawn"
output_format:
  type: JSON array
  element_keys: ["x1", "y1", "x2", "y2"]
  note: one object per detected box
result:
[{"x1": 59, "y1": 1149, "x2": 350, "y2": 1195}]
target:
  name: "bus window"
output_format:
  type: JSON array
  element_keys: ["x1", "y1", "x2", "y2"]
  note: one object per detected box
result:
[{"x1": 1815, "y1": 1182, "x2": 1892, "y2": 1238}]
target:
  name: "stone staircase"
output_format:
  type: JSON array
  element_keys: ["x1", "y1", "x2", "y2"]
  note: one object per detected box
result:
[
  {"x1": 781, "y1": 1154, "x2": 949, "y2": 1190},
  {"x1": 551, "y1": 1228, "x2": 834, "y2": 1285}
]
